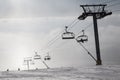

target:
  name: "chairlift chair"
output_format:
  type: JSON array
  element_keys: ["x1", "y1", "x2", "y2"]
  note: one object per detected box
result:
[
  {"x1": 62, "y1": 26, "x2": 75, "y2": 39},
  {"x1": 34, "y1": 52, "x2": 41, "y2": 60},
  {"x1": 76, "y1": 30, "x2": 88, "y2": 43},
  {"x1": 44, "y1": 53, "x2": 51, "y2": 61},
  {"x1": 44, "y1": 56, "x2": 51, "y2": 60}
]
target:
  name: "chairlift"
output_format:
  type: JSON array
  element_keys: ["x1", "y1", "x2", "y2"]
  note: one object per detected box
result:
[
  {"x1": 62, "y1": 26, "x2": 75, "y2": 39},
  {"x1": 76, "y1": 30, "x2": 88, "y2": 43},
  {"x1": 44, "y1": 53, "x2": 51, "y2": 61},
  {"x1": 34, "y1": 52, "x2": 41, "y2": 60}
]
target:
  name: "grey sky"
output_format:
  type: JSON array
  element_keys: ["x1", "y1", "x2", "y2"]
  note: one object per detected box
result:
[{"x1": 0, "y1": 0, "x2": 120, "y2": 70}]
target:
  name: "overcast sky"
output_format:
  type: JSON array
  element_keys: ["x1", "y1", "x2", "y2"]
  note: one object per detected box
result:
[{"x1": 0, "y1": 0, "x2": 120, "y2": 71}]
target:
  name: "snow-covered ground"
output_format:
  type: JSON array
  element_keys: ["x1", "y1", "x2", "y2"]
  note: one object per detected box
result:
[{"x1": 0, "y1": 65, "x2": 120, "y2": 80}]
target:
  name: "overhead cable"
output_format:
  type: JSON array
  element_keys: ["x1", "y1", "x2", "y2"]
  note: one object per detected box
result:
[{"x1": 78, "y1": 42, "x2": 97, "y2": 62}]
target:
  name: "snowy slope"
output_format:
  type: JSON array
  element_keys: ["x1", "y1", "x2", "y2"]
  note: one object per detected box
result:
[{"x1": 0, "y1": 65, "x2": 120, "y2": 80}]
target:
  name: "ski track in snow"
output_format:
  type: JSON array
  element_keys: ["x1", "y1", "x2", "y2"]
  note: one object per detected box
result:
[{"x1": 0, "y1": 65, "x2": 120, "y2": 80}]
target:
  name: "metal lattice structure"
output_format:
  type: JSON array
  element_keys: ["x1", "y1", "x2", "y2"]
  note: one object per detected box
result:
[{"x1": 78, "y1": 4, "x2": 112, "y2": 20}]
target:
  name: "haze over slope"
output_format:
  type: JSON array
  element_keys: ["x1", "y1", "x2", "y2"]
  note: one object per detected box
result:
[{"x1": 1, "y1": 65, "x2": 120, "y2": 80}]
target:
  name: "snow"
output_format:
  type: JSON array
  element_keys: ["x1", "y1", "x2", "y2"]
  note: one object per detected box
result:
[{"x1": 0, "y1": 65, "x2": 120, "y2": 80}]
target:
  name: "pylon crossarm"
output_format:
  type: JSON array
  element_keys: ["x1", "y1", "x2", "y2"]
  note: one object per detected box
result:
[
  {"x1": 80, "y1": 4, "x2": 107, "y2": 13},
  {"x1": 80, "y1": 4, "x2": 107, "y2": 7},
  {"x1": 80, "y1": 4, "x2": 109, "y2": 15}
]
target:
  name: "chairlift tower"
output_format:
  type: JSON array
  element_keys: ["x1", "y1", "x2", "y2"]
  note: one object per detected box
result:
[
  {"x1": 78, "y1": 4, "x2": 112, "y2": 65},
  {"x1": 24, "y1": 57, "x2": 33, "y2": 70}
]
